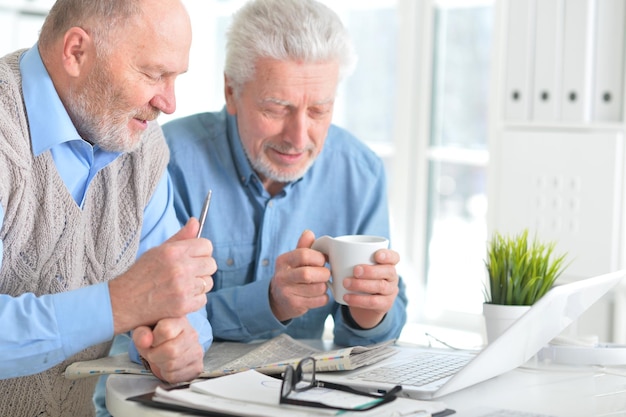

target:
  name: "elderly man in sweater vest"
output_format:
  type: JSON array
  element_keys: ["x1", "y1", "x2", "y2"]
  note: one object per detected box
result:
[{"x1": 0, "y1": 0, "x2": 215, "y2": 416}]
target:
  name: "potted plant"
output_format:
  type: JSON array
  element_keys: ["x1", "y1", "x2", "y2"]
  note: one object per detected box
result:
[{"x1": 483, "y1": 229, "x2": 569, "y2": 342}]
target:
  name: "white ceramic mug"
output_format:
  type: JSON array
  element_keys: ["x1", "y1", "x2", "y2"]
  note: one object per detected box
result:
[{"x1": 311, "y1": 234, "x2": 389, "y2": 305}]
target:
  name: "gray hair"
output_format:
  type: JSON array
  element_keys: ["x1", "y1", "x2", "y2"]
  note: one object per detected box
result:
[
  {"x1": 224, "y1": 0, "x2": 357, "y2": 94},
  {"x1": 39, "y1": 0, "x2": 143, "y2": 56}
]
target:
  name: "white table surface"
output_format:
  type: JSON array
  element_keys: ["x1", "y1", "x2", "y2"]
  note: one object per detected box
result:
[{"x1": 106, "y1": 358, "x2": 626, "y2": 417}]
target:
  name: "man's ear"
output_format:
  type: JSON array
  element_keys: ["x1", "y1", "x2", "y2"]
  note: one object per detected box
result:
[
  {"x1": 224, "y1": 74, "x2": 237, "y2": 115},
  {"x1": 61, "y1": 27, "x2": 93, "y2": 77}
]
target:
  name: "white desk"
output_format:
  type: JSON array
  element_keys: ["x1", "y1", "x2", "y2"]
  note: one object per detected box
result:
[{"x1": 106, "y1": 360, "x2": 626, "y2": 417}]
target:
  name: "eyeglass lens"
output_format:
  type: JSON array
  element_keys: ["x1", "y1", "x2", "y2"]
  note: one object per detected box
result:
[
  {"x1": 281, "y1": 365, "x2": 294, "y2": 398},
  {"x1": 294, "y1": 357, "x2": 315, "y2": 392}
]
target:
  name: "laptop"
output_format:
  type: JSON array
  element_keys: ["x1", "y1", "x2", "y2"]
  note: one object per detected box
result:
[{"x1": 317, "y1": 270, "x2": 626, "y2": 400}]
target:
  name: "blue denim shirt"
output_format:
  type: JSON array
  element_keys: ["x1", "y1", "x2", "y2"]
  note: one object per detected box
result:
[{"x1": 163, "y1": 108, "x2": 407, "y2": 347}]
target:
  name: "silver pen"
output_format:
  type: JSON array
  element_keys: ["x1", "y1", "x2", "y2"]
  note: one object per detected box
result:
[{"x1": 196, "y1": 189, "x2": 212, "y2": 238}]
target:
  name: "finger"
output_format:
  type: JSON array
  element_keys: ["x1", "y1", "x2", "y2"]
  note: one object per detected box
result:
[
  {"x1": 297, "y1": 229, "x2": 316, "y2": 249},
  {"x1": 344, "y1": 292, "x2": 396, "y2": 311},
  {"x1": 151, "y1": 318, "x2": 185, "y2": 347},
  {"x1": 158, "y1": 359, "x2": 204, "y2": 383},
  {"x1": 198, "y1": 278, "x2": 210, "y2": 294},
  {"x1": 165, "y1": 218, "x2": 200, "y2": 243},
  {"x1": 374, "y1": 248, "x2": 400, "y2": 265},
  {"x1": 132, "y1": 325, "x2": 155, "y2": 350},
  {"x1": 193, "y1": 278, "x2": 207, "y2": 296},
  {"x1": 347, "y1": 277, "x2": 396, "y2": 296},
  {"x1": 346, "y1": 271, "x2": 400, "y2": 301},
  {"x1": 276, "y1": 244, "x2": 326, "y2": 272},
  {"x1": 153, "y1": 345, "x2": 204, "y2": 383},
  {"x1": 293, "y1": 280, "x2": 330, "y2": 297},
  {"x1": 353, "y1": 263, "x2": 398, "y2": 282},
  {"x1": 298, "y1": 230, "x2": 329, "y2": 266},
  {"x1": 298, "y1": 293, "x2": 330, "y2": 309}
]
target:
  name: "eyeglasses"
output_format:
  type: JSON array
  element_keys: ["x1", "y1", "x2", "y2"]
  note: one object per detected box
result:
[{"x1": 279, "y1": 357, "x2": 402, "y2": 412}]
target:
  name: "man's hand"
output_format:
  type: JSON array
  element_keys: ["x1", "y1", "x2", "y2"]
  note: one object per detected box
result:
[
  {"x1": 342, "y1": 248, "x2": 400, "y2": 329},
  {"x1": 109, "y1": 218, "x2": 216, "y2": 334},
  {"x1": 133, "y1": 317, "x2": 205, "y2": 383},
  {"x1": 269, "y1": 230, "x2": 331, "y2": 322}
]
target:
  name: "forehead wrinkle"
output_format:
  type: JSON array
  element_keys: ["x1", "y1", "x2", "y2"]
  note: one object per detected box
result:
[
  {"x1": 261, "y1": 97, "x2": 291, "y2": 106},
  {"x1": 259, "y1": 96, "x2": 335, "y2": 107}
]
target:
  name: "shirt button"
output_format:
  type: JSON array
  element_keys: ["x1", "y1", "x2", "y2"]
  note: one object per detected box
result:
[
  {"x1": 261, "y1": 259, "x2": 270, "y2": 266},
  {"x1": 268, "y1": 201, "x2": 274, "y2": 208},
  {"x1": 226, "y1": 258, "x2": 234, "y2": 266}
]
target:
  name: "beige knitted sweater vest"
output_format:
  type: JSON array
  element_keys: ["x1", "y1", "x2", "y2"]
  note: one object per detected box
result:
[{"x1": 0, "y1": 50, "x2": 170, "y2": 417}]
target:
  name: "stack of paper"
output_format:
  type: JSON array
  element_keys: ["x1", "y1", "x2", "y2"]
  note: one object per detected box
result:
[{"x1": 129, "y1": 369, "x2": 449, "y2": 417}]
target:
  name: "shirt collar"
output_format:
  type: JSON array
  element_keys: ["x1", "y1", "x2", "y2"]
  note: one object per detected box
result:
[
  {"x1": 20, "y1": 44, "x2": 96, "y2": 157},
  {"x1": 225, "y1": 109, "x2": 256, "y2": 186}
]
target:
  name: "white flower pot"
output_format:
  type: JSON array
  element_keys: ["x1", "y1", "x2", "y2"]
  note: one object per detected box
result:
[{"x1": 482, "y1": 303, "x2": 531, "y2": 344}]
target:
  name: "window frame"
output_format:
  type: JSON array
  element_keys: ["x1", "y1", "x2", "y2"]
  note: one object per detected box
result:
[{"x1": 392, "y1": 0, "x2": 495, "y2": 334}]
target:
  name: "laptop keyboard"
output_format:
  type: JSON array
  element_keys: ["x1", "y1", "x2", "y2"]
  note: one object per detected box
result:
[{"x1": 347, "y1": 351, "x2": 472, "y2": 386}]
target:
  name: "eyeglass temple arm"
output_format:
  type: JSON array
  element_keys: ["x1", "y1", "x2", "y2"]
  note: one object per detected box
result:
[{"x1": 314, "y1": 380, "x2": 402, "y2": 399}]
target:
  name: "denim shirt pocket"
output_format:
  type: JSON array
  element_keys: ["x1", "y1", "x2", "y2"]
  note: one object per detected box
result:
[{"x1": 212, "y1": 243, "x2": 256, "y2": 290}]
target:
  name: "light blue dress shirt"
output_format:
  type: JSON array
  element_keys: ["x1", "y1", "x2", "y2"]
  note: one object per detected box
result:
[
  {"x1": 163, "y1": 108, "x2": 407, "y2": 347},
  {"x1": 0, "y1": 46, "x2": 212, "y2": 379}
]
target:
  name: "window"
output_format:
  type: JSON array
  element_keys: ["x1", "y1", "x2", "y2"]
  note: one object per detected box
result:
[
  {"x1": 323, "y1": 0, "x2": 399, "y2": 162},
  {"x1": 0, "y1": 1, "x2": 50, "y2": 56},
  {"x1": 417, "y1": 1, "x2": 495, "y2": 332}
]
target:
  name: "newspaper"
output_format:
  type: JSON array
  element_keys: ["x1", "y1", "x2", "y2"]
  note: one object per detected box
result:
[{"x1": 64, "y1": 333, "x2": 398, "y2": 380}]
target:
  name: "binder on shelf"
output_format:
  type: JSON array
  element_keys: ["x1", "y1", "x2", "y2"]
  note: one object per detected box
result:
[
  {"x1": 592, "y1": 0, "x2": 625, "y2": 123},
  {"x1": 560, "y1": 0, "x2": 595, "y2": 122},
  {"x1": 503, "y1": 0, "x2": 536, "y2": 122},
  {"x1": 531, "y1": 0, "x2": 563, "y2": 122}
]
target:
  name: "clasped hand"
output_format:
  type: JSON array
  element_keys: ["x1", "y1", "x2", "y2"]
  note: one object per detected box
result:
[{"x1": 108, "y1": 218, "x2": 216, "y2": 383}]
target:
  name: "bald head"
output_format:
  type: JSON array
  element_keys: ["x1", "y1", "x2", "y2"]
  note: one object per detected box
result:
[{"x1": 39, "y1": 0, "x2": 190, "y2": 56}]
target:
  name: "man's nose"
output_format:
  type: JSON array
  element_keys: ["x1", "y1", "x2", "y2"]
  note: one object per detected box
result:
[
  {"x1": 285, "y1": 111, "x2": 309, "y2": 149},
  {"x1": 150, "y1": 80, "x2": 177, "y2": 115}
]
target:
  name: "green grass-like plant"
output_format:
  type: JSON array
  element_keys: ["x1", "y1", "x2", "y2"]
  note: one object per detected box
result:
[{"x1": 484, "y1": 229, "x2": 569, "y2": 306}]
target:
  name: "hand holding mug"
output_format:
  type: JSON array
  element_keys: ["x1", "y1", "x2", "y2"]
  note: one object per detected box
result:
[{"x1": 311, "y1": 234, "x2": 389, "y2": 305}]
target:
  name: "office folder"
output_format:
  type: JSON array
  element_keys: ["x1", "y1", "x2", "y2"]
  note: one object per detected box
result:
[
  {"x1": 592, "y1": 0, "x2": 625, "y2": 122},
  {"x1": 560, "y1": 0, "x2": 595, "y2": 122},
  {"x1": 503, "y1": 0, "x2": 535, "y2": 122},
  {"x1": 531, "y1": 0, "x2": 563, "y2": 122}
]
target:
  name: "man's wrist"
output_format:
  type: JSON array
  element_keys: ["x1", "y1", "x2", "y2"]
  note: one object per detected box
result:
[{"x1": 341, "y1": 305, "x2": 386, "y2": 330}]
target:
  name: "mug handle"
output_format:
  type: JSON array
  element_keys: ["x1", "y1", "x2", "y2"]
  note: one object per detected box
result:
[
  {"x1": 311, "y1": 235, "x2": 335, "y2": 296},
  {"x1": 311, "y1": 235, "x2": 332, "y2": 254}
]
